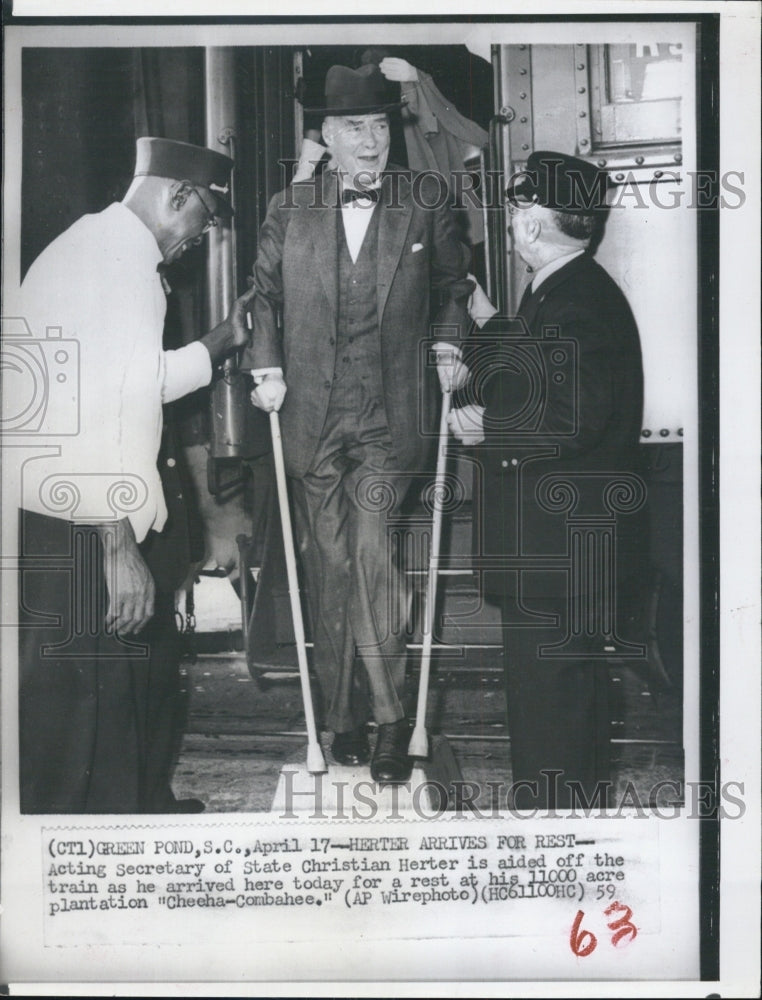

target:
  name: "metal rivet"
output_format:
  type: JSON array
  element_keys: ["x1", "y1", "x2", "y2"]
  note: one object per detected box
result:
[
  {"x1": 677, "y1": 428, "x2": 684, "y2": 437},
  {"x1": 521, "y1": 143, "x2": 529, "y2": 150},
  {"x1": 519, "y1": 44, "x2": 526, "y2": 51},
  {"x1": 579, "y1": 111, "x2": 587, "y2": 118},
  {"x1": 674, "y1": 153, "x2": 683, "y2": 164},
  {"x1": 519, "y1": 68, "x2": 527, "y2": 75},
  {"x1": 577, "y1": 63, "x2": 586, "y2": 71},
  {"x1": 641, "y1": 429, "x2": 651, "y2": 437},
  {"x1": 580, "y1": 138, "x2": 589, "y2": 146},
  {"x1": 520, "y1": 116, "x2": 528, "y2": 123},
  {"x1": 635, "y1": 155, "x2": 644, "y2": 165},
  {"x1": 615, "y1": 172, "x2": 625, "y2": 181},
  {"x1": 654, "y1": 170, "x2": 664, "y2": 179},
  {"x1": 519, "y1": 92, "x2": 527, "y2": 99},
  {"x1": 597, "y1": 159, "x2": 607, "y2": 167},
  {"x1": 578, "y1": 86, "x2": 586, "y2": 94},
  {"x1": 659, "y1": 428, "x2": 670, "y2": 437}
]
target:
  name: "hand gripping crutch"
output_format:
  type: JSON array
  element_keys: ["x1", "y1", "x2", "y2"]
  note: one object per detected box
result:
[
  {"x1": 409, "y1": 388, "x2": 453, "y2": 759},
  {"x1": 270, "y1": 411, "x2": 327, "y2": 773}
]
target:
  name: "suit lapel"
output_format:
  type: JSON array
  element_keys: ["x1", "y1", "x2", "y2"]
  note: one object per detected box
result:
[
  {"x1": 308, "y1": 171, "x2": 340, "y2": 321},
  {"x1": 376, "y1": 169, "x2": 413, "y2": 327}
]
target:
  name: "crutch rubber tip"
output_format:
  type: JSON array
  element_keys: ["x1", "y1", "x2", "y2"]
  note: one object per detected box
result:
[
  {"x1": 306, "y1": 744, "x2": 328, "y2": 774},
  {"x1": 408, "y1": 728, "x2": 429, "y2": 759}
]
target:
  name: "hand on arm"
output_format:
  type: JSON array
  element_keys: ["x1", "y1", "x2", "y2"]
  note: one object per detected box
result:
[
  {"x1": 467, "y1": 272, "x2": 498, "y2": 328},
  {"x1": 97, "y1": 519, "x2": 155, "y2": 634},
  {"x1": 199, "y1": 283, "x2": 258, "y2": 364}
]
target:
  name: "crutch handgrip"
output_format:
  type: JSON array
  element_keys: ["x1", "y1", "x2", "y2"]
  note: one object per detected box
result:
[{"x1": 270, "y1": 410, "x2": 327, "y2": 773}]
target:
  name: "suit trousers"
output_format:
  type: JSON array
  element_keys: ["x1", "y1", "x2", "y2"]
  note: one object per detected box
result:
[
  {"x1": 291, "y1": 378, "x2": 410, "y2": 733},
  {"x1": 502, "y1": 597, "x2": 612, "y2": 810},
  {"x1": 18, "y1": 510, "x2": 182, "y2": 813}
]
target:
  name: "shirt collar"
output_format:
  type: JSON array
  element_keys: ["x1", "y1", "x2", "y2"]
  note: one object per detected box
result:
[{"x1": 531, "y1": 249, "x2": 585, "y2": 292}]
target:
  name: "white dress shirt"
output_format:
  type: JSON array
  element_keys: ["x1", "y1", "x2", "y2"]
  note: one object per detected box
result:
[
  {"x1": 15, "y1": 202, "x2": 212, "y2": 542},
  {"x1": 339, "y1": 184, "x2": 379, "y2": 263}
]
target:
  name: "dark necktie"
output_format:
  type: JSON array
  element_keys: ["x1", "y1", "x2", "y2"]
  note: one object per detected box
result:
[{"x1": 342, "y1": 187, "x2": 379, "y2": 205}]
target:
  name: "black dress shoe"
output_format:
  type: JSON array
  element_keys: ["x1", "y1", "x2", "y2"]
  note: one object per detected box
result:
[
  {"x1": 370, "y1": 720, "x2": 413, "y2": 785},
  {"x1": 331, "y1": 726, "x2": 371, "y2": 766}
]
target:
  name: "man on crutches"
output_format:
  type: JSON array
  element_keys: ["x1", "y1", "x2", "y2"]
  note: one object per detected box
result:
[{"x1": 243, "y1": 63, "x2": 471, "y2": 785}]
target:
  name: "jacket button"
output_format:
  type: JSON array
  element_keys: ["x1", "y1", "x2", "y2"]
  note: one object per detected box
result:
[
  {"x1": 501, "y1": 459, "x2": 508, "y2": 468},
  {"x1": 167, "y1": 458, "x2": 176, "y2": 468}
]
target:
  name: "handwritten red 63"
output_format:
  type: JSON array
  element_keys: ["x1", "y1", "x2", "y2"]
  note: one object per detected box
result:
[{"x1": 570, "y1": 903, "x2": 638, "y2": 956}]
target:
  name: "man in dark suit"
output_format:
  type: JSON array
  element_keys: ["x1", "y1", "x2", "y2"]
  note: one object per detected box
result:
[
  {"x1": 243, "y1": 64, "x2": 471, "y2": 784},
  {"x1": 449, "y1": 151, "x2": 646, "y2": 809}
]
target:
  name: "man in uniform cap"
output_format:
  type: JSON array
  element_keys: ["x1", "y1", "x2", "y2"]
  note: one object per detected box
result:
[
  {"x1": 15, "y1": 137, "x2": 255, "y2": 813},
  {"x1": 244, "y1": 64, "x2": 472, "y2": 784},
  {"x1": 449, "y1": 150, "x2": 646, "y2": 809}
]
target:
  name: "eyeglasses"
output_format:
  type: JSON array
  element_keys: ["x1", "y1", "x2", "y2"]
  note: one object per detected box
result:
[{"x1": 190, "y1": 187, "x2": 218, "y2": 233}]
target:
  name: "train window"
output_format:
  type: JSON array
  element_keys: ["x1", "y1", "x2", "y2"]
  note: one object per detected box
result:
[{"x1": 588, "y1": 43, "x2": 682, "y2": 149}]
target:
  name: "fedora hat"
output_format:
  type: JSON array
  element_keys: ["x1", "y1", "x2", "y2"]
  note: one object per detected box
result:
[{"x1": 305, "y1": 64, "x2": 402, "y2": 117}]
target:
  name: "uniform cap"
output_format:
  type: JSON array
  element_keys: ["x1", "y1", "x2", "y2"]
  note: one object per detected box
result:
[
  {"x1": 505, "y1": 150, "x2": 611, "y2": 215},
  {"x1": 134, "y1": 137, "x2": 234, "y2": 217}
]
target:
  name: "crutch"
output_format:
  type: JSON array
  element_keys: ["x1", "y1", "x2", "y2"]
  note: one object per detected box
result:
[
  {"x1": 409, "y1": 388, "x2": 453, "y2": 758},
  {"x1": 269, "y1": 410, "x2": 327, "y2": 773}
]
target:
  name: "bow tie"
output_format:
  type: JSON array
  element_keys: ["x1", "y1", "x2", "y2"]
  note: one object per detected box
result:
[{"x1": 342, "y1": 187, "x2": 379, "y2": 205}]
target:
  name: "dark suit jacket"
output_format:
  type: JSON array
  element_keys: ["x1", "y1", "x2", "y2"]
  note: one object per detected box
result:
[
  {"x1": 241, "y1": 166, "x2": 471, "y2": 477},
  {"x1": 468, "y1": 252, "x2": 646, "y2": 603}
]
